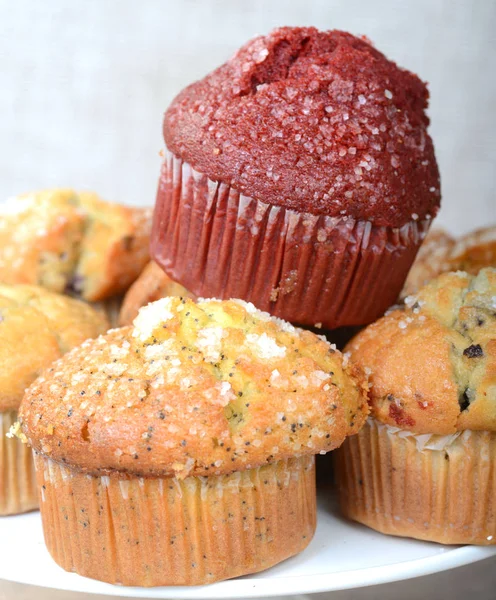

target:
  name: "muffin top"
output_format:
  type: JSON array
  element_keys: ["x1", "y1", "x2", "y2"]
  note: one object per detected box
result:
[
  {"x1": 0, "y1": 284, "x2": 108, "y2": 412},
  {"x1": 165, "y1": 27, "x2": 440, "y2": 227},
  {"x1": 19, "y1": 297, "x2": 368, "y2": 478},
  {"x1": 448, "y1": 226, "x2": 496, "y2": 275},
  {"x1": 347, "y1": 269, "x2": 496, "y2": 434},
  {"x1": 402, "y1": 225, "x2": 496, "y2": 297},
  {"x1": 401, "y1": 228, "x2": 455, "y2": 298},
  {"x1": 0, "y1": 189, "x2": 152, "y2": 301}
]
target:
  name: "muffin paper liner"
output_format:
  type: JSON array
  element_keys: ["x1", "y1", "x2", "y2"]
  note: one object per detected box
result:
[
  {"x1": 151, "y1": 152, "x2": 431, "y2": 329},
  {"x1": 0, "y1": 411, "x2": 38, "y2": 515},
  {"x1": 334, "y1": 418, "x2": 496, "y2": 545},
  {"x1": 34, "y1": 453, "x2": 316, "y2": 586}
]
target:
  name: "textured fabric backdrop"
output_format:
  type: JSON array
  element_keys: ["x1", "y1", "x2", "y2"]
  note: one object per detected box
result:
[{"x1": 0, "y1": 0, "x2": 495, "y2": 234}]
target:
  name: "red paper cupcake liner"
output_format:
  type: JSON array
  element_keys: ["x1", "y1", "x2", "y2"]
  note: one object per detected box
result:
[{"x1": 151, "y1": 152, "x2": 431, "y2": 329}]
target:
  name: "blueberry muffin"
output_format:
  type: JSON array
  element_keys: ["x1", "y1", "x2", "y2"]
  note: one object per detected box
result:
[
  {"x1": 448, "y1": 225, "x2": 496, "y2": 275},
  {"x1": 18, "y1": 297, "x2": 368, "y2": 585},
  {"x1": 0, "y1": 284, "x2": 108, "y2": 514},
  {"x1": 0, "y1": 189, "x2": 152, "y2": 302},
  {"x1": 335, "y1": 268, "x2": 496, "y2": 544}
]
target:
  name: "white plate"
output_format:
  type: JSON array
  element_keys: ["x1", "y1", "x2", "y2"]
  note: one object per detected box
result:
[{"x1": 1, "y1": 491, "x2": 494, "y2": 598}]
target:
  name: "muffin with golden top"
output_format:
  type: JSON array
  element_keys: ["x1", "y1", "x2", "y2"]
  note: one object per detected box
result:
[
  {"x1": 402, "y1": 225, "x2": 496, "y2": 297},
  {"x1": 0, "y1": 189, "x2": 152, "y2": 302},
  {"x1": 401, "y1": 228, "x2": 455, "y2": 298},
  {"x1": 119, "y1": 261, "x2": 193, "y2": 326},
  {"x1": 335, "y1": 268, "x2": 496, "y2": 544},
  {"x1": 0, "y1": 284, "x2": 108, "y2": 515},
  {"x1": 18, "y1": 296, "x2": 368, "y2": 586},
  {"x1": 448, "y1": 225, "x2": 496, "y2": 275}
]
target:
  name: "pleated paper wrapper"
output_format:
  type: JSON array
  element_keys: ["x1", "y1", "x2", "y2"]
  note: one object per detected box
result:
[
  {"x1": 34, "y1": 453, "x2": 316, "y2": 586},
  {"x1": 334, "y1": 418, "x2": 496, "y2": 545},
  {"x1": 151, "y1": 153, "x2": 430, "y2": 330},
  {"x1": 0, "y1": 410, "x2": 38, "y2": 515}
]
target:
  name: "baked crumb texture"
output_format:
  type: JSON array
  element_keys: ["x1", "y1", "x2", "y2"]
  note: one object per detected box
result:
[
  {"x1": 347, "y1": 268, "x2": 496, "y2": 434},
  {"x1": 35, "y1": 453, "x2": 316, "y2": 586},
  {"x1": 402, "y1": 226, "x2": 496, "y2": 297},
  {"x1": 0, "y1": 284, "x2": 109, "y2": 413},
  {"x1": 20, "y1": 296, "x2": 368, "y2": 478},
  {"x1": 0, "y1": 284, "x2": 108, "y2": 515},
  {"x1": 0, "y1": 189, "x2": 152, "y2": 302},
  {"x1": 119, "y1": 262, "x2": 193, "y2": 326}
]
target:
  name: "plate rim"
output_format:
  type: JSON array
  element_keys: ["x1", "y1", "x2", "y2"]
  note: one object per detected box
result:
[{"x1": 1, "y1": 530, "x2": 494, "y2": 598}]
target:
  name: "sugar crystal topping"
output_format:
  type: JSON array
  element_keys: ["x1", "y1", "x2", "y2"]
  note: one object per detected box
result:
[
  {"x1": 19, "y1": 295, "x2": 368, "y2": 477},
  {"x1": 164, "y1": 27, "x2": 440, "y2": 227},
  {"x1": 133, "y1": 296, "x2": 175, "y2": 341}
]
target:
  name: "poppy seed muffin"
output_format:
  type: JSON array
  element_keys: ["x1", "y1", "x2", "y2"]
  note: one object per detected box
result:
[
  {"x1": 0, "y1": 284, "x2": 108, "y2": 515},
  {"x1": 152, "y1": 26, "x2": 440, "y2": 329},
  {"x1": 0, "y1": 189, "x2": 152, "y2": 302},
  {"x1": 119, "y1": 261, "x2": 193, "y2": 326},
  {"x1": 335, "y1": 268, "x2": 496, "y2": 544},
  {"x1": 19, "y1": 296, "x2": 368, "y2": 586}
]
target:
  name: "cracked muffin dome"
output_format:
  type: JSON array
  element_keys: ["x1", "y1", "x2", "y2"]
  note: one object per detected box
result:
[
  {"x1": 346, "y1": 268, "x2": 496, "y2": 434},
  {"x1": 19, "y1": 296, "x2": 368, "y2": 478},
  {"x1": 0, "y1": 284, "x2": 109, "y2": 413},
  {"x1": 165, "y1": 26, "x2": 440, "y2": 226},
  {"x1": 0, "y1": 189, "x2": 152, "y2": 302}
]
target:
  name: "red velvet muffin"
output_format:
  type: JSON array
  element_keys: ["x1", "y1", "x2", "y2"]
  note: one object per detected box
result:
[{"x1": 152, "y1": 27, "x2": 440, "y2": 329}]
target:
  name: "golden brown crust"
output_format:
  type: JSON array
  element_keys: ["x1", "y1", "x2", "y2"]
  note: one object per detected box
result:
[
  {"x1": 76, "y1": 192, "x2": 152, "y2": 301},
  {"x1": 0, "y1": 285, "x2": 109, "y2": 412},
  {"x1": 20, "y1": 297, "x2": 368, "y2": 477},
  {"x1": 401, "y1": 228, "x2": 455, "y2": 298},
  {"x1": 0, "y1": 189, "x2": 152, "y2": 302},
  {"x1": 401, "y1": 225, "x2": 496, "y2": 298},
  {"x1": 119, "y1": 262, "x2": 193, "y2": 326},
  {"x1": 448, "y1": 226, "x2": 496, "y2": 275},
  {"x1": 347, "y1": 269, "x2": 496, "y2": 434}
]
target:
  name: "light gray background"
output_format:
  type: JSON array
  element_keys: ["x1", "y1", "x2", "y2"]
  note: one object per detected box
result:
[
  {"x1": 0, "y1": 1, "x2": 495, "y2": 599},
  {"x1": 0, "y1": 0, "x2": 495, "y2": 234}
]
